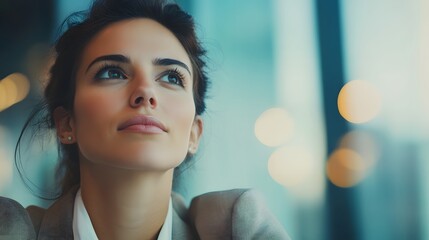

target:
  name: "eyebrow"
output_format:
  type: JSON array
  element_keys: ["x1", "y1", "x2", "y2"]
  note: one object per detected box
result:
[
  {"x1": 86, "y1": 54, "x2": 130, "y2": 73},
  {"x1": 153, "y1": 58, "x2": 191, "y2": 76},
  {"x1": 85, "y1": 54, "x2": 191, "y2": 76}
]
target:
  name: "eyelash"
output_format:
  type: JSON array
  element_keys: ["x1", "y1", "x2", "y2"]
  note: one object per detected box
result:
[
  {"x1": 94, "y1": 63, "x2": 127, "y2": 81},
  {"x1": 159, "y1": 68, "x2": 186, "y2": 87},
  {"x1": 93, "y1": 64, "x2": 186, "y2": 87}
]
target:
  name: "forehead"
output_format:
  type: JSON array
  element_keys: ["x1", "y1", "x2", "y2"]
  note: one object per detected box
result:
[{"x1": 79, "y1": 18, "x2": 192, "y2": 71}]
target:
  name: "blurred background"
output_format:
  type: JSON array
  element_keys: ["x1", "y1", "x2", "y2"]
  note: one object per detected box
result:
[{"x1": 1, "y1": 0, "x2": 429, "y2": 239}]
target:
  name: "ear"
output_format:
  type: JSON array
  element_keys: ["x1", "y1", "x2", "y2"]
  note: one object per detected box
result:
[
  {"x1": 53, "y1": 107, "x2": 76, "y2": 144},
  {"x1": 188, "y1": 116, "x2": 203, "y2": 154}
]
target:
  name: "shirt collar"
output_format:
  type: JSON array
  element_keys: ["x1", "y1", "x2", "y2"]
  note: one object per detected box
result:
[{"x1": 72, "y1": 188, "x2": 172, "y2": 240}]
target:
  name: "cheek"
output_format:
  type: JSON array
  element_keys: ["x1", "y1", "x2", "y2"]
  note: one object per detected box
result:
[
  {"x1": 72, "y1": 87, "x2": 126, "y2": 162},
  {"x1": 165, "y1": 94, "x2": 196, "y2": 139},
  {"x1": 166, "y1": 101, "x2": 195, "y2": 164},
  {"x1": 73, "y1": 88, "x2": 123, "y2": 134}
]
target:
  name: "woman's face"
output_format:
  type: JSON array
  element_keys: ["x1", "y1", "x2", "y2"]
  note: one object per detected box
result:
[{"x1": 59, "y1": 19, "x2": 202, "y2": 170}]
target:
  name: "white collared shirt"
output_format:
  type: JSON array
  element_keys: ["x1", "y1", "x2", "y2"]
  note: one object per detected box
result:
[{"x1": 72, "y1": 189, "x2": 172, "y2": 240}]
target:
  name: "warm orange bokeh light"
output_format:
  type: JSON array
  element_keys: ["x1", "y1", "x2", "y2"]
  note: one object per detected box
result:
[
  {"x1": 338, "y1": 80, "x2": 382, "y2": 123},
  {"x1": 339, "y1": 130, "x2": 379, "y2": 169},
  {"x1": 255, "y1": 108, "x2": 294, "y2": 147},
  {"x1": 326, "y1": 148, "x2": 367, "y2": 188},
  {"x1": 0, "y1": 73, "x2": 30, "y2": 112},
  {"x1": 268, "y1": 146, "x2": 315, "y2": 188}
]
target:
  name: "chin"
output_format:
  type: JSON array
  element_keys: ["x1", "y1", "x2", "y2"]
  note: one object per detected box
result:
[{"x1": 102, "y1": 155, "x2": 184, "y2": 171}]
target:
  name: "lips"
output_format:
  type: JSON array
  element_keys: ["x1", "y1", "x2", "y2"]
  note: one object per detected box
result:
[{"x1": 118, "y1": 115, "x2": 167, "y2": 133}]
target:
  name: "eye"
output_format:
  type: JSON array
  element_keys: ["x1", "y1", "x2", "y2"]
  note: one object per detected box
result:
[
  {"x1": 95, "y1": 65, "x2": 127, "y2": 80},
  {"x1": 159, "y1": 69, "x2": 185, "y2": 87}
]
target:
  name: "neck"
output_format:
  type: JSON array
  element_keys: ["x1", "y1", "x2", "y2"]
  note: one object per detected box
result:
[{"x1": 79, "y1": 160, "x2": 173, "y2": 240}]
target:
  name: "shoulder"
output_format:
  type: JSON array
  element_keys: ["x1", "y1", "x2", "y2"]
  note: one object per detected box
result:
[
  {"x1": 26, "y1": 204, "x2": 46, "y2": 236},
  {"x1": 27, "y1": 186, "x2": 77, "y2": 239},
  {"x1": 0, "y1": 196, "x2": 36, "y2": 239},
  {"x1": 188, "y1": 189, "x2": 291, "y2": 240}
]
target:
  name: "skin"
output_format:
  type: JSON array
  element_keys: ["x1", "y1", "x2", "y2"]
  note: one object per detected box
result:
[{"x1": 54, "y1": 18, "x2": 203, "y2": 240}]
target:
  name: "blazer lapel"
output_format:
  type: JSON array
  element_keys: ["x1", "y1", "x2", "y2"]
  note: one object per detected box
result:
[
  {"x1": 37, "y1": 187, "x2": 198, "y2": 240},
  {"x1": 37, "y1": 186, "x2": 78, "y2": 240},
  {"x1": 171, "y1": 192, "x2": 199, "y2": 240}
]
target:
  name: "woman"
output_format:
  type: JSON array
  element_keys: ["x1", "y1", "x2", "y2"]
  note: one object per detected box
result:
[{"x1": 0, "y1": 0, "x2": 290, "y2": 239}]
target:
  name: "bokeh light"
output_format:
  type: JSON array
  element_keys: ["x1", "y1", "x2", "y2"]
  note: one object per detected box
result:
[
  {"x1": 0, "y1": 77, "x2": 18, "y2": 111},
  {"x1": 268, "y1": 146, "x2": 315, "y2": 188},
  {"x1": 0, "y1": 126, "x2": 13, "y2": 191},
  {"x1": 326, "y1": 148, "x2": 367, "y2": 188},
  {"x1": 339, "y1": 130, "x2": 380, "y2": 169},
  {"x1": 338, "y1": 80, "x2": 382, "y2": 123},
  {"x1": 255, "y1": 108, "x2": 294, "y2": 147},
  {"x1": 0, "y1": 153, "x2": 13, "y2": 192},
  {"x1": 0, "y1": 73, "x2": 30, "y2": 112}
]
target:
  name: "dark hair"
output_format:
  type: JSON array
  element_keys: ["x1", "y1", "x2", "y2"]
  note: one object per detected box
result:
[{"x1": 16, "y1": 0, "x2": 208, "y2": 198}]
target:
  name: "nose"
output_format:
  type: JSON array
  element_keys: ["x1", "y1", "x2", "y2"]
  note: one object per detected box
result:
[{"x1": 129, "y1": 74, "x2": 157, "y2": 109}]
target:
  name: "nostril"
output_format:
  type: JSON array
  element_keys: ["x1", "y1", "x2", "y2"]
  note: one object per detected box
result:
[
  {"x1": 149, "y1": 98, "x2": 155, "y2": 105},
  {"x1": 134, "y1": 96, "x2": 143, "y2": 105}
]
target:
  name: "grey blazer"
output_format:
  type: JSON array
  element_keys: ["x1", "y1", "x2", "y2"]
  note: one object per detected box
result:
[{"x1": 0, "y1": 187, "x2": 290, "y2": 239}]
